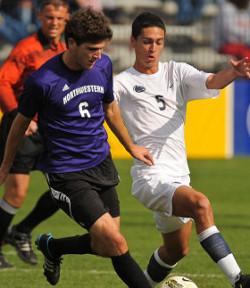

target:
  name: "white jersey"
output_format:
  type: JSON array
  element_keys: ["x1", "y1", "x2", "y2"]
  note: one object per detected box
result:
[{"x1": 114, "y1": 61, "x2": 219, "y2": 176}]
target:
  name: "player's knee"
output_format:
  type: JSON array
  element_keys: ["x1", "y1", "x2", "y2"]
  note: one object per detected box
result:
[
  {"x1": 106, "y1": 232, "x2": 128, "y2": 256},
  {"x1": 193, "y1": 193, "x2": 212, "y2": 218},
  {"x1": 4, "y1": 190, "x2": 27, "y2": 207},
  {"x1": 94, "y1": 231, "x2": 128, "y2": 257}
]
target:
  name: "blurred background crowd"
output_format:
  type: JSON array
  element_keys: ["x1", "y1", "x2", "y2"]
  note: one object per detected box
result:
[{"x1": 1, "y1": 0, "x2": 250, "y2": 73}]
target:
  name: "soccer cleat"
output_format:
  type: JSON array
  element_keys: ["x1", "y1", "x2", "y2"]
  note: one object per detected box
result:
[
  {"x1": 35, "y1": 233, "x2": 62, "y2": 286},
  {"x1": 5, "y1": 226, "x2": 37, "y2": 265},
  {"x1": 0, "y1": 251, "x2": 13, "y2": 269},
  {"x1": 234, "y1": 274, "x2": 250, "y2": 288}
]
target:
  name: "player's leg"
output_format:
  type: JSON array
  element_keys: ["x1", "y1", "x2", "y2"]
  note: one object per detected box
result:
[
  {"x1": 6, "y1": 189, "x2": 59, "y2": 265},
  {"x1": 12, "y1": 131, "x2": 59, "y2": 239},
  {"x1": 1, "y1": 135, "x2": 44, "y2": 265},
  {"x1": 7, "y1": 189, "x2": 59, "y2": 238},
  {"x1": 0, "y1": 110, "x2": 36, "y2": 265},
  {"x1": 0, "y1": 111, "x2": 19, "y2": 267},
  {"x1": 1, "y1": 114, "x2": 54, "y2": 266},
  {"x1": 3, "y1": 174, "x2": 30, "y2": 208},
  {"x1": 36, "y1": 171, "x2": 151, "y2": 287},
  {"x1": 5, "y1": 134, "x2": 58, "y2": 258},
  {"x1": 89, "y1": 185, "x2": 151, "y2": 288},
  {"x1": 0, "y1": 173, "x2": 30, "y2": 267},
  {"x1": 0, "y1": 175, "x2": 23, "y2": 268},
  {"x1": 0, "y1": 170, "x2": 30, "y2": 240},
  {"x1": 173, "y1": 185, "x2": 250, "y2": 287},
  {"x1": 0, "y1": 174, "x2": 30, "y2": 241},
  {"x1": 90, "y1": 213, "x2": 151, "y2": 288},
  {"x1": 1, "y1": 173, "x2": 39, "y2": 265},
  {"x1": 145, "y1": 216, "x2": 192, "y2": 287}
]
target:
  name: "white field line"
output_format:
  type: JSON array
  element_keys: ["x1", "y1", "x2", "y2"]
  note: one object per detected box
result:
[
  {"x1": 0, "y1": 266, "x2": 224, "y2": 279},
  {"x1": 2, "y1": 251, "x2": 225, "y2": 278}
]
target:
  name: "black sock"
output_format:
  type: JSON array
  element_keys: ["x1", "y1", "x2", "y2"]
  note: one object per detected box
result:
[
  {"x1": 15, "y1": 190, "x2": 59, "y2": 234},
  {"x1": 146, "y1": 249, "x2": 174, "y2": 283},
  {"x1": 111, "y1": 251, "x2": 151, "y2": 288},
  {"x1": 0, "y1": 200, "x2": 17, "y2": 242},
  {"x1": 49, "y1": 233, "x2": 94, "y2": 258}
]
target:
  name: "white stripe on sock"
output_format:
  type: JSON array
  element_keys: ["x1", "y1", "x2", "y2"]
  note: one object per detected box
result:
[
  {"x1": 154, "y1": 249, "x2": 177, "y2": 269},
  {"x1": 0, "y1": 199, "x2": 18, "y2": 215},
  {"x1": 198, "y1": 225, "x2": 219, "y2": 242}
]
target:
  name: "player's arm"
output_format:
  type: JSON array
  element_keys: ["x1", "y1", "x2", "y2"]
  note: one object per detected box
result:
[
  {"x1": 0, "y1": 46, "x2": 27, "y2": 112},
  {"x1": 104, "y1": 100, "x2": 154, "y2": 166},
  {"x1": 206, "y1": 57, "x2": 250, "y2": 89},
  {"x1": 0, "y1": 113, "x2": 31, "y2": 184}
]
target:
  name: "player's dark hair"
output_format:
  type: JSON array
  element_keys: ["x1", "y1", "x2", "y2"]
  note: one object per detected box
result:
[
  {"x1": 132, "y1": 12, "x2": 166, "y2": 39},
  {"x1": 37, "y1": 0, "x2": 69, "y2": 11},
  {"x1": 65, "y1": 8, "x2": 113, "y2": 46}
]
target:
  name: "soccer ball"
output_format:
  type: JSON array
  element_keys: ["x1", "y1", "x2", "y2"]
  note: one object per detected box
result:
[{"x1": 161, "y1": 276, "x2": 198, "y2": 288}]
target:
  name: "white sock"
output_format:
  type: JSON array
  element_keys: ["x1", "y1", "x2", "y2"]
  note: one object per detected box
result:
[{"x1": 217, "y1": 254, "x2": 241, "y2": 285}]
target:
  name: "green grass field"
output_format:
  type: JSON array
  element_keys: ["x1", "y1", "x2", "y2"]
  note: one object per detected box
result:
[{"x1": 0, "y1": 158, "x2": 250, "y2": 288}]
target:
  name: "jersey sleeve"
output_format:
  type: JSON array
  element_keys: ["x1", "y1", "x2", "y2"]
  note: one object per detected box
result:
[
  {"x1": 0, "y1": 44, "x2": 27, "y2": 112},
  {"x1": 18, "y1": 75, "x2": 45, "y2": 119},
  {"x1": 179, "y1": 62, "x2": 219, "y2": 101}
]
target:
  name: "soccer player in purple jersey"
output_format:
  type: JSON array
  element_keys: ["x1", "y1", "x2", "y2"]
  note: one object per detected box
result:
[{"x1": 0, "y1": 8, "x2": 154, "y2": 287}]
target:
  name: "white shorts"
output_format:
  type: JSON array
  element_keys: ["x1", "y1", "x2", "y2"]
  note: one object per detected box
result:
[{"x1": 131, "y1": 165, "x2": 191, "y2": 233}]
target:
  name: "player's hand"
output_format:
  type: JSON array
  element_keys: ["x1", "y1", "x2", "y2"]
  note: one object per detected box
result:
[
  {"x1": 24, "y1": 120, "x2": 38, "y2": 136},
  {"x1": 130, "y1": 144, "x2": 154, "y2": 166},
  {"x1": 230, "y1": 57, "x2": 250, "y2": 79}
]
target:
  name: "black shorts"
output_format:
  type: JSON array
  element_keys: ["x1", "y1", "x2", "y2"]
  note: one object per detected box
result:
[
  {"x1": 0, "y1": 109, "x2": 44, "y2": 174},
  {"x1": 46, "y1": 154, "x2": 120, "y2": 230}
]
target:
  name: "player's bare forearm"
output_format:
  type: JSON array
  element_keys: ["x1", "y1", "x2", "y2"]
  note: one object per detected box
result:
[
  {"x1": 206, "y1": 57, "x2": 250, "y2": 89},
  {"x1": 105, "y1": 101, "x2": 135, "y2": 152},
  {"x1": 104, "y1": 101, "x2": 154, "y2": 166},
  {"x1": 0, "y1": 113, "x2": 31, "y2": 184}
]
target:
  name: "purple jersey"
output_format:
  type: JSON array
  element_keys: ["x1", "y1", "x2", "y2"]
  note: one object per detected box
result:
[{"x1": 18, "y1": 53, "x2": 114, "y2": 173}]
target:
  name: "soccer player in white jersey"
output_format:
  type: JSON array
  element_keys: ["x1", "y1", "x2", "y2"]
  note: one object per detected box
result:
[{"x1": 114, "y1": 12, "x2": 250, "y2": 288}]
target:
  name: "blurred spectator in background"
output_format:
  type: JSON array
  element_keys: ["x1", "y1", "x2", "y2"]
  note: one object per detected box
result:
[
  {"x1": 16, "y1": 0, "x2": 37, "y2": 29},
  {"x1": 0, "y1": 0, "x2": 38, "y2": 44},
  {"x1": 175, "y1": 0, "x2": 206, "y2": 25},
  {"x1": 69, "y1": 0, "x2": 102, "y2": 12},
  {"x1": 215, "y1": 0, "x2": 250, "y2": 59},
  {"x1": 69, "y1": 0, "x2": 128, "y2": 24},
  {"x1": 102, "y1": 0, "x2": 128, "y2": 24}
]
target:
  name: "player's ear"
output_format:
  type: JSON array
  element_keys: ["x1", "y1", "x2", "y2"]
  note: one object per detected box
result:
[{"x1": 130, "y1": 36, "x2": 136, "y2": 48}]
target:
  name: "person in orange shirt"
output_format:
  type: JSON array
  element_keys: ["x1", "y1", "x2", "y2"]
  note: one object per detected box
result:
[{"x1": 0, "y1": 0, "x2": 69, "y2": 269}]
